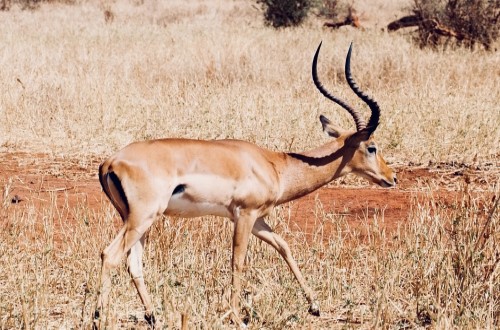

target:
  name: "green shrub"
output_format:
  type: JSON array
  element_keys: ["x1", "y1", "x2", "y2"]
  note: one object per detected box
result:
[
  {"x1": 256, "y1": 0, "x2": 350, "y2": 28},
  {"x1": 256, "y1": 0, "x2": 314, "y2": 28}
]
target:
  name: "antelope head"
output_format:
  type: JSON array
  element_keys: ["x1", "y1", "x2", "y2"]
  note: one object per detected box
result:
[{"x1": 312, "y1": 42, "x2": 397, "y2": 188}]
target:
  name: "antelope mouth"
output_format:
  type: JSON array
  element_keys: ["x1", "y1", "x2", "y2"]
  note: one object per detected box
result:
[{"x1": 380, "y1": 178, "x2": 396, "y2": 188}]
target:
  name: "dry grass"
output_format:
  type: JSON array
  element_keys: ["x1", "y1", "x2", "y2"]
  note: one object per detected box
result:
[
  {"x1": 0, "y1": 0, "x2": 499, "y2": 329},
  {"x1": 1, "y1": 177, "x2": 498, "y2": 328}
]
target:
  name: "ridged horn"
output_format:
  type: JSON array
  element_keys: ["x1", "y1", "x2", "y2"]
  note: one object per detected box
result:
[
  {"x1": 312, "y1": 41, "x2": 366, "y2": 132},
  {"x1": 345, "y1": 42, "x2": 381, "y2": 133}
]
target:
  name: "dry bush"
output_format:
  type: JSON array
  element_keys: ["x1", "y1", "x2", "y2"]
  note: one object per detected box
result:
[
  {"x1": 409, "y1": 0, "x2": 500, "y2": 50},
  {"x1": 0, "y1": 0, "x2": 37, "y2": 10},
  {"x1": 315, "y1": 0, "x2": 343, "y2": 20},
  {"x1": 0, "y1": 0, "x2": 76, "y2": 10}
]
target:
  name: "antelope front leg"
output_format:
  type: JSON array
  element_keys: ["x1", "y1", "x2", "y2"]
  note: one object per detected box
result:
[
  {"x1": 231, "y1": 211, "x2": 257, "y2": 325},
  {"x1": 252, "y1": 218, "x2": 320, "y2": 316}
]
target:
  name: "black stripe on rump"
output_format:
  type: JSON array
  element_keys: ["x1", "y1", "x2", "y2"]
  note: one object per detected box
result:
[{"x1": 108, "y1": 171, "x2": 129, "y2": 214}]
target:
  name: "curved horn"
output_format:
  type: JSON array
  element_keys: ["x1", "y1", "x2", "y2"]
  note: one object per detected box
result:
[
  {"x1": 345, "y1": 42, "x2": 380, "y2": 133},
  {"x1": 312, "y1": 41, "x2": 366, "y2": 132}
]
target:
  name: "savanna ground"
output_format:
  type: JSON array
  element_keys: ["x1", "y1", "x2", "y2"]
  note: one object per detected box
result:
[{"x1": 0, "y1": 0, "x2": 499, "y2": 329}]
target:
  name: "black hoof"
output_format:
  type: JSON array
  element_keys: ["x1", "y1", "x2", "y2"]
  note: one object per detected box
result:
[
  {"x1": 308, "y1": 302, "x2": 320, "y2": 316},
  {"x1": 92, "y1": 309, "x2": 100, "y2": 330},
  {"x1": 145, "y1": 312, "x2": 156, "y2": 328}
]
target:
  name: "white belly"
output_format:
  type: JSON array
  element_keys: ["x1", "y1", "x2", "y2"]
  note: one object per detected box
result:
[
  {"x1": 161, "y1": 173, "x2": 263, "y2": 219},
  {"x1": 164, "y1": 194, "x2": 232, "y2": 218}
]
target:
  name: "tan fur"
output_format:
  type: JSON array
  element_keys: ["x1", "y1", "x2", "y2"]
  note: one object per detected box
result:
[{"x1": 94, "y1": 131, "x2": 396, "y2": 327}]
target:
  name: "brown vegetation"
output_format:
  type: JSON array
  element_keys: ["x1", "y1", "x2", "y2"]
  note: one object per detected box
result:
[
  {"x1": 389, "y1": 0, "x2": 500, "y2": 50},
  {"x1": 0, "y1": 0, "x2": 9, "y2": 10}
]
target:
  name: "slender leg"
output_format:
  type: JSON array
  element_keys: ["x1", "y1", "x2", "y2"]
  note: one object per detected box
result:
[
  {"x1": 251, "y1": 218, "x2": 320, "y2": 316},
  {"x1": 94, "y1": 212, "x2": 157, "y2": 328},
  {"x1": 231, "y1": 211, "x2": 258, "y2": 324},
  {"x1": 127, "y1": 237, "x2": 156, "y2": 327},
  {"x1": 95, "y1": 225, "x2": 127, "y2": 314}
]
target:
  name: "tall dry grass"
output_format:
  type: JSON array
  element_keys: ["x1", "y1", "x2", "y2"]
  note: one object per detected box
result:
[{"x1": 1, "y1": 175, "x2": 498, "y2": 328}]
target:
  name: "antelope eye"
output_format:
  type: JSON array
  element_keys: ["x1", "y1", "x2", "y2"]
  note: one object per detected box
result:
[{"x1": 367, "y1": 146, "x2": 377, "y2": 154}]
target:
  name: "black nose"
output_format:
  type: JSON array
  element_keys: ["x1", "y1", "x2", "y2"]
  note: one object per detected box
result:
[{"x1": 393, "y1": 176, "x2": 398, "y2": 185}]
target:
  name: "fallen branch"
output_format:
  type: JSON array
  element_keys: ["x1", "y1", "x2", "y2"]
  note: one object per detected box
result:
[
  {"x1": 387, "y1": 15, "x2": 467, "y2": 41},
  {"x1": 324, "y1": 8, "x2": 361, "y2": 29},
  {"x1": 387, "y1": 15, "x2": 421, "y2": 31}
]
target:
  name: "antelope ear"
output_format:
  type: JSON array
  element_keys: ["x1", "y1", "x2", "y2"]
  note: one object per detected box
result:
[{"x1": 320, "y1": 115, "x2": 346, "y2": 138}]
